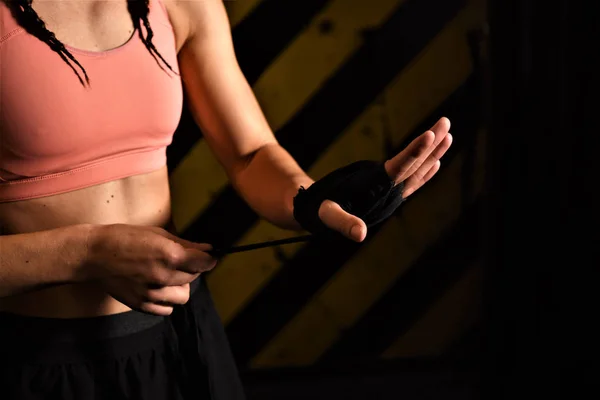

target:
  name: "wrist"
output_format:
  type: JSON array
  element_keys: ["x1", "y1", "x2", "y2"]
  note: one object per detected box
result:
[
  {"x1": 285, "y1": 177, "x2": 314, "y2": 231},
  {"x1": 78, "y1": 223, "x2": 106, "y2": 282}
]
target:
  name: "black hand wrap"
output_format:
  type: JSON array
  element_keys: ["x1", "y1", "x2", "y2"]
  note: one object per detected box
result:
[{"x1": 293, "y1": 160, "x2": 405, "y2": 238}]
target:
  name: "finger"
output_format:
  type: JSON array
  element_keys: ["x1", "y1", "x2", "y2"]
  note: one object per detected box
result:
[
  {"x1": 145, "y1": 283, "x2": 191, "y2": 306},
  {"x1": 401, "y1": 132, "x2": 451, "y2": 199},
  {"x1": 149, "y1": 226, "x2": 213, "y2": 252},
  {"x1": 422, "y1": 160, "x2": 441, "y2": 183},
  {"x1": 160, "y1": 239, "x2": 217, "y2": 275},
  {"x1": 385, "y1": 130, "x2": 434, "y2": 183},
  {"x1": 412, "y1": 133, "x2": 452, "y2": 182},
  {"x1": 318, "y1": 199, "x2": 367, "y2": 242},
  {"x1": 139, "y1": 302, "x2": 174, "y2": 316},
  {"x1": 402, "y1": 160, "x2": 440, "y2": 198},
  {"x1": 397, "y1": 118, "x2": 451, "y2": 180},
  {"x1": 427, "y1": 117, "x2": 451, "y2": 147},
  {"x1": 431, "y1": 117, "x2": 451, "y2": 138},
  {"x1": 176, "y1": 248, "x2": 218, "y2": 274},
  {"x1": 402, "y1": 133, "x2": 450, "y2": 198},
  {"x1": 434, "y1": 131, "x2": 452, "y2": 158},
  {"x1": 148, "y1": 264, "x2": 200, "y2": 286},
  {"x1": 146, "y1": 227, "x2": 215, "y2": 274},
  {"x1": 107, "y1": 279, "x2": 177, "y2": 316}
]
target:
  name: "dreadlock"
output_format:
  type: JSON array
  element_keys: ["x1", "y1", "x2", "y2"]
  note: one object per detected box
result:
[{"x1": 7, "y1": 0, "x2": 176, "y2": 87}]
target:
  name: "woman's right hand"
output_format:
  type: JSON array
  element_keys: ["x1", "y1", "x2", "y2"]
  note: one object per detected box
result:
[{"x1": 85, "y1": 223, "x2": 217, "y2": 316}]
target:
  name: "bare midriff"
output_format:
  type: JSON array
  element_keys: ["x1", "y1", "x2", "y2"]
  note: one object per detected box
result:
[{"x1": 0, "y1": 166, "x2": 176, "y2": 318}]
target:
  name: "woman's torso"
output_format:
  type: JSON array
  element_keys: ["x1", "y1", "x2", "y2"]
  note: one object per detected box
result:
[{"x1": 0, "y1": 0, "x2": 189, "y2": 318}]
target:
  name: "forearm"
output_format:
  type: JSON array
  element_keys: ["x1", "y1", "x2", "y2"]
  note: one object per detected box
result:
[
  {"x1": 230, "y1": 143, "x2": 314, "y2": 230},
  {"x1": 0, "y1": 224, "x2": 94, "y2": 298}
]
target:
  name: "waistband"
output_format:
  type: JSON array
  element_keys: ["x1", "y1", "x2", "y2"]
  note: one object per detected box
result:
[
  {"x1": 0, "y1": 308, "x2": 165, "y2": 342},
  {"x1": 0, "y1": 309, "x2": 169, "y2": 365},
  {"x1": 0, "y1": 277, "x2": 203, "y2": 365}
]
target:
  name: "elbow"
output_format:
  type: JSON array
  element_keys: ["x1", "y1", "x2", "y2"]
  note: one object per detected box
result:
[{"x1": 228, "y1": 141, "x2": 279, "y2": 180}]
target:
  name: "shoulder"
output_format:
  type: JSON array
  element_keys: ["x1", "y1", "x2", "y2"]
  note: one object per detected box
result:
[
  {"x1": 154, "y1": 0, "x2": 190, "y2": 52},
  {"x1": 159, "y1": 0, "x2": 230, "y2": 51}
]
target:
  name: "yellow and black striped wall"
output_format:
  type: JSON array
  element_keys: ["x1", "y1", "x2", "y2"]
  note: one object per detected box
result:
[{"x1": 166, "y1": 0, "x2": 487, "y2": 378}]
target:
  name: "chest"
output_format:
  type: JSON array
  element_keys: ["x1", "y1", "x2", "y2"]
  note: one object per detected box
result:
[
  {"x1": 32, "y1": 0, "x2": 136, "y2": 53},
  {"x1": 0, "y1": 0, "x2": 184, "y2": 177},
  {"x1": 31, "y1": 0, "x2": 189, "y2": 53}
]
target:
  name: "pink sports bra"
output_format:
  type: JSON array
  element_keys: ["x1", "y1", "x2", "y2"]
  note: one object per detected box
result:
[{"x1": 0, "y1": 0, "x2": 183, "y2": 203}]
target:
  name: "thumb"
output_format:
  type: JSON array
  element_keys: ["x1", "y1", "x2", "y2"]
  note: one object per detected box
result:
[
  {"x1": 178, "y1": 247, "x2": 218, "y2": 274},
  {"x1": 318, "y1": 199, "x2": 368, "y2": 242},
  {"x1": 149, "y1": 226, "x2": 213, "y2": 252}
]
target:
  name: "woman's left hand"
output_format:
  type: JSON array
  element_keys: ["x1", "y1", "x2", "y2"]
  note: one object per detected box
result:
[{"x1": 317, "y1": 117, "x2": 453, "y2": 242}]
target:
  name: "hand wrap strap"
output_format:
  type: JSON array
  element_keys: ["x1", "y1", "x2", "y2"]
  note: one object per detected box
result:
[{"x1": 293, "y1": 160, "x2": 405, "y2": 238}]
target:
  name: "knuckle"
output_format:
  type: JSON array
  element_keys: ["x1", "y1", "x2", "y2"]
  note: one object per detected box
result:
[
  {"x1": 149, "y1": 267, "x2": 170, "y2": 286},
  {"x1": 139, "y1": 302, "x2": 156, "y2": 315},
  {"x1": 143, "y1": 288, "x2": 160, "y2": 303},
  {"x1": 163, "y1": 244, "x2": 185, "y2": 267}
]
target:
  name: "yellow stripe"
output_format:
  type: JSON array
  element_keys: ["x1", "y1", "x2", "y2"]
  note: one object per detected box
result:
[
  {"x1": 169, "y1": 141, "x2": 230, "y2": 234},
  {"x1": 381, "y1": 260, "x2": 483, "y2": 358},
  {"x1": 224, "y1": 0, "x2": 264, "y2": 29},
  {"x1": 170, "y1": 0, "x2": 404, "y2": 233},
  {"x1": 207, "y1": 8, "x2": 475, "y2": 325},
  {"x1": 253, "y1": 0, "x2": 405, "y2": 131}
]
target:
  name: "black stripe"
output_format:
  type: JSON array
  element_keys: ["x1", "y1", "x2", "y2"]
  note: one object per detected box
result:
[
  {"x1": 232, "y1": 0, "x2": 332, "y2": 85},
  {"x1": 181, "y1": 0, "x2": 466, "y2": 246},
  {"x1": 442, "y1": 319, "x2": 483, "y2": 362},
  {"x1": 316, "y1": 201, "x2": 482, "y2": 365},
  {"x1": 167, "y1": 0, "x2": 332, "y2": 172},
  {"x1": 226, "y1": 73, "x2": 480, "y2": 368},
  {"x1": 167, "y1": 94, "x2": 201, "y2": 174}
]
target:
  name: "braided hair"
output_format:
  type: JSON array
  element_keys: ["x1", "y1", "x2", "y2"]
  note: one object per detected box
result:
[{"x1": 7, "y1": 0, "x2": 176, "y2": 87}]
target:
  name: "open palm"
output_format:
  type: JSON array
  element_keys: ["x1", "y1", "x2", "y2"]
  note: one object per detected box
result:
[{"x1": 318, "y1": 117, "x2": 452, "y2": 242}]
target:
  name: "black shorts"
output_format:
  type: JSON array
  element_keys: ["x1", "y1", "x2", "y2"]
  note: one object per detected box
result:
[{"x1": 0, "y1": 278, "x2": 246, "y2": 400}]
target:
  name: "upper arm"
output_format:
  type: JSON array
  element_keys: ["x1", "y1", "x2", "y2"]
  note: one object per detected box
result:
[{"x1": 172, "y1": 0, "x2": 276, "y2": 176}]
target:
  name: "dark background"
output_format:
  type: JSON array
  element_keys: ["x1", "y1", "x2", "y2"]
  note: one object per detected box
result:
[{"x1": 165, "y1": 0, "x2": 599, "y2": 398}]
